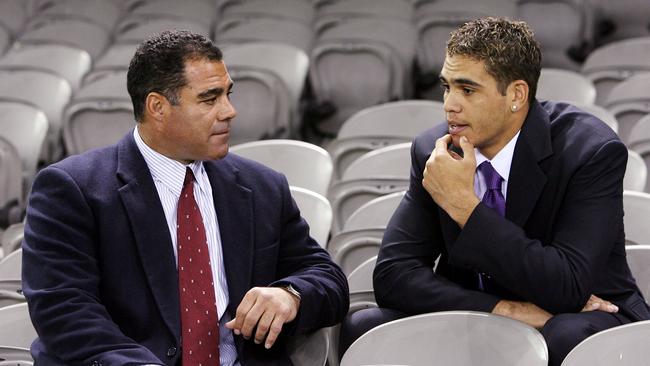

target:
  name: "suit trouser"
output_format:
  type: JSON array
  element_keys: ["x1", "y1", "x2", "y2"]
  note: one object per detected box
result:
[{"x1": 340, "y1": 307, "x2": 632, "y2": 366}]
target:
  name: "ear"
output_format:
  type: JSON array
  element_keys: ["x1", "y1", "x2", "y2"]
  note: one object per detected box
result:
[
  {"x1": 508, "y1": 80, "x2": 529, "y2": 112},
  {"x1": 144, "y1": 92, "x2": 169, "y2": 123}
]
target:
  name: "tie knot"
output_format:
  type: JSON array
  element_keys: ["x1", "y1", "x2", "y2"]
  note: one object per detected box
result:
[
  {"x1": 478, "y1": 161, "x2": 503, "y2": 190},
  {"x1": 183, "y1": 167, "x2": 195, "y2": 187}
]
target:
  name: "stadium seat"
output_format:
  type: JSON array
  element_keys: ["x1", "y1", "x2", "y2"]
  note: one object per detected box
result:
[
  {"x1": 623, "y1": 191, "x2": 650, "y2": 245},
  {"x1": 30, "y1": 0, "x2": 121, "y2": 31},
  {"x1": 216, "y1": 17, "x2": 313, "y2": 54},
  {"x1": 0, "y1": 303, "x2": 36, "y2": 349},
  {"x1": 287, "y1": 328, "x2": 329, "y2": 366},
  {"x1": 536, "y1": 68, "x2": 596, "y2": 105},
  {"x1": 628, "y1": 114, "x2": 650, "y2": 192},
  {"x1": 343, "y1": 191, "x2": 405, "y2": 232},
  {"x1": 347, "y1": 255, "x2": 377, "y2": 293},
  {"x1": 0, "y1": 137, "x2": 22, "y2": 227},
  {"x1": 125, "y1": 0, "x2": 215, "y2": 29},
  {"x1": 219, "y1": 0, "x2": 315, "y2": 24},
  {"x1": 115, "y1": 18, "x2": 211, "y2": 44},
  {"x1": 604, "y1": 73, "x2": 650, "y2": 143},
  {"x1": 625, "y1": 245, "x2": 650, "y2": 300},
  {"x1": 289, "y1": 186, "x2": 332, "y2": 248}
]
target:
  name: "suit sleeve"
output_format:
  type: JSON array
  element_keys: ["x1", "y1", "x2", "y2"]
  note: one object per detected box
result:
[
  {"x1": 373, "y1": 137, "x2": 501, "y2": 314},
  {"x1": 269, "y1": 174, "x2": 350, "y2": 334},
  {"x1": 451, "y1": 139, "x2": 627, "y2": 314},
  {"x1": 22, "y1": 166, "x2": 163, "y2": 365}
]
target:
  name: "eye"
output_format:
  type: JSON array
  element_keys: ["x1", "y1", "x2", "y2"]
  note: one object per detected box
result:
[
  {"x1": 226, "y1": 90, "x2": 233, "y2": 99},
  {"x1": 202, "y1": 97, "x2": 217, "y2": 105},
  {"x1": 462, "y1": 87, "x2": 474, "y2": 95},
  {"x1": 440, "y1": 83, "x2": 450, "y2": 93}
]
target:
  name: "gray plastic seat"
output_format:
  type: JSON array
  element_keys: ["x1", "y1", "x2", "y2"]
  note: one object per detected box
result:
[
  {"x1": 342, "y1": 143, "x2": 411, "y2": 181},
  {"x1": 0, "y1": 303, "x2": 37, "y2": 349},
  {"x1": 0, "y1": 137, "x2": 22, "y2": 222},
  {"x1": 347, "y1": 255, "x2": 377, "y2": 293},
  {"x1": 623, "y1": 191, "x2": 650, "y2": 245},
  {"x1": 30, "y1": 0, "x2": 121, "y2": 31},
  {"x1": 19, "y1": 18, "x2": 110, "y2": 60},
  {"x1": 561, "y1": 320, "x2": 650, "y2": 365},
  {"x1": 316, "y1": 0, "x2": 414, "y2": 23},
  {"x1": 230, "y1": 139, "x2": 333, "y2": 197},
  {"x1": 84, "y1": 43, "x2": 138, "y2": 82},
  {"x1": 581, "y1": 37, "x2": 650, "y2": 105},
  {"x1": 628, "y1": 114, "x2": 650, "y2": 192},
  {"x1": 590, "y1": 0, "x2": 650, "y2": 44},
  {"x1": 216, "y1": 17, "x2": 313, "y2": 54},
  {"x1": 343, "y1": 191, "x2": 405, "y2": 232},
  {"x1": 341, "y1": 311, "x2": 548, "y2": 366},
  {"x1": 327, "y1": 228, "x2": 384, "y2": 275},
  {"x1": 0, "y1": 346, "x2": 33, "y2": 365},
  {"x1": 0, "y1": 26, "x2": 11, "y2": 56},
  {"x1": 604, "y1": 73, "x2": 650, "y2": 144},
  {"x1": 0, "y1": 101, "x2": 49, "y2": 181},
  {"x1": 125, "y1": 0, "x2": 215, "y2": 29},
  {"x1": 0, "y1": 249, "x2": 21, "y2": 280},
  {"x1": 537, "y1": 68, "x2": 596, "y2": 105},
  {"x1": 77, "y1": 70, "x2": 130, "y2": 101},
  {"x1": 1, "y1": 222, "x2": 23, "y2": 259},
  {"x1": 574, "y1": 103, "x2": 619, "y2": 134},
  {"x1": 0, "y1": 0, "x2": 29, "y2": 35},
  {"x1": 625, "y1": 150, "x2": 648, "y2": 192},
  {"x1": 289, "y1": 186, "x2": 332, "y2": 248},
  {"x1": 0, "y1": 43, "x2": 92, "y2": 91},
  {"x1": 115, "y1": 18, "x2": 210, "y2": 44},
  {"x1": 287, "y1": 327, "x2": 329, "y2": 366},
  {"x1": 625, "y1": 245, "x2": 650, "y2": 300},
  {"x1": 219, "y1": 0, "x2": 315, "y2": 24}
]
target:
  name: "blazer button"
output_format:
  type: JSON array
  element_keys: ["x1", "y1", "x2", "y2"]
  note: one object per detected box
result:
[
  {"x1": 91, "y1": 361, "x2": 102, "y2": 366},
  {"x1": 167, "y1": 346, "x2": 177, "y2": 358}
]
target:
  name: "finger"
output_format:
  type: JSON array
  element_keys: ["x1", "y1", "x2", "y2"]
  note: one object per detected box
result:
[
  {"x1": 449, "y1": 150, "x2": 462, "y2": 160},
  {"x1": 459, "y1": 136, "x2": 476, "y2": 164},
  {"x1": 240, "y1": 300, "x2": 265, "y2": 339},
  {"x1": 232, "y1": 289, "x2": 259, "y2": 335},
  {"x1": 254, "y1": 310, "x2": 276, "y2": 345},
  {"x1": 264, "y1": 315, "x2": 286, "y2": 349},
  {"x1": 434, "y1": 135, "x2": 452, "y2": 155}
]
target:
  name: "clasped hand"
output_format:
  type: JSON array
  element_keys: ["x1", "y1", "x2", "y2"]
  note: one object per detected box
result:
[
  {"x1": 225, "y1": 287, "x2": 300, "y2": 349},
  {"x1": 422, "y1": 134, "x2": 480, "y2": 227}
]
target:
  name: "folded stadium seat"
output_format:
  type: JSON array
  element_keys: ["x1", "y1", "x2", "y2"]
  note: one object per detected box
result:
[
  {"x1": 62, "y1": 71, "x2": 134, "y2": 155},
  {"x1": 573, "y1": 102, "x2": 619, "y2": 134},
  {"x1": 287, "y1": 328, "x2": 330, "y2": 366},
  {"x1": 222, "y1": 42, "x2": 310, "y2": 136},
  {"x1": 84, "y1": 43, "x2": 137, "y2": 83},
  {"x1": 590, "y1": 0, "x2": 650, "y2": 45},
  {"x1": 536, "y1": 68, "x2": 596, "y2": 105},
  {"x1": 227, "y1": 65, "x2": 292, "y2": 144},
  {"x1": 327, "y1": 100, "x2": 444, "y2": 181},
  {"x1": 603, "y1": 72, "x2": 650, "y2": 143},
  {"x1": 415, "y1": 0, "x2": 517, "y2": 97},
  {"x1": 0, "y1": 346, "x2": 32, "y2": 365},
  {"x1": 0, "y1": 44, "x2": 92, "y2": 91},
  {"x1": 327, "y1": 228, "x2": 384, "y2": 277},
  {"x1": 315, "y1": 0, "x2": 414, "y2": 24},
  {"x1": 628, "y1": 114, "x2": 650, "y2": 192},
  {"x1": 0, "y1": 137, "x2": 22, "y2": 229},
  {"x1": 0, "y1": 249, "x2": 21, "y2": 279},
  {"x1": 581, "y1": 37, "x2": 650, "y2": 105},
  {"x1": 215, "y1": 17, "x2": 313, "y2": 54},
  {"x1": 115, "y1": 18, "x2": 211, "y2": 45},
  {"x1": 562, "y1": 319, "x2": 650, "y2": 366},
  {"x1": 19, "y1": 18, "x2": 111, "y2": 61},
  {"x1": 309, "y1": 18, "x2": 417, "y2": 135},
  {"x1": 343, "y1": 191, "x2": 405, "y2": 233},
  {"x1": 124, "y1": 0, "x2": 215, "y2": 30},
  {"x1": 230, "y1": 139, "x2": 333, "y2": 197},
  {"x1": 625, "y1": 245, "x2": 650, "y2": 300},
  {"x1": 327, "y1": 290, "x2": 378, "y2": 366},
  {"x1": 622, "y1": 191, "x2": 650, "y2": 246},
  {"x1": 625, "y1": 150, "x2": 648, "y2": 192},
  {"x1": 1, "y1": 222, "x2": 24, "y2": 258},
  {"x1": 329, "y1": 143, "x2": 411, "y2": 235},
  {"x1": 340, "y1": 311, "x2": 548, "y2": 366},
  {"x1": 0, "y1": 26, "x2": 10, "y2": 58},
  {"x1": 288, "y1": 186, "x2": 332, "y2": 248},
  {"x1": 0, "y1": 0, "x2": 29, "y2": 36},
  {"x1": 218, "y1": 0, "x2": 315, "y2": 25},
  {"x1": 29, "y1": 0, "x2": 122, "y2": 32},
  {"x1": 0, "y1": 304, "x2": 37, "y2": 349},
  {"x1": 0, "y1": 71, "x2": 69, "y2": 163},
  {"x1": 517, "y1": 0, "x2": 591, "y2": 71}
]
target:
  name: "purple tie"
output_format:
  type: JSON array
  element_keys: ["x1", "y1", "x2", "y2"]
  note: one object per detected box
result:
[
  {"x1": 476, "y1": 161, "x2": 505, "y2": 291},
  {"x1": 478, "y1": 161, "x2": 505, "y2": 217}
]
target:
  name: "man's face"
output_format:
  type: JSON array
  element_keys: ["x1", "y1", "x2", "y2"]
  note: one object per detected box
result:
[
  {"x1": 161, "y1": 59, "x2": 236, "y2": 163},
  {"x1": 439, "y1": 54, "x2": 516, "y2": 159}
]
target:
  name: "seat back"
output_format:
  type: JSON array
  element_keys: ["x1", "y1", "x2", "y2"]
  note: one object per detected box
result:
[
  {"x1": 289, "y1": 186, "x2": 332, "y2": 248},
  {"x1": 561, "y1": 320, "x2": 650, "y2": 365},
  {"x1": 84, "y1": 43, "x2": 137, "y2": 81},
  {"x1": 627, "y1": 114, "x2": 650, "y2": 192},
  {"x1": 127, "y1": 0, "x2": 215, "y2": 28},
  {"x1": 0, "y1": 0, "x2": 29, "y2": 35},
  {"x1": 342, "y1": 143, "x2": 411, "y2": 181},
  {"x1": 604, "y1": 73, "x2": 650, "y2": 144},
  {"x1": 343, "y1": 191, "x2": 405, "y2": 232},
  {"x1": 115, "y1": 18, "x2": 210, "y2": 44},
  {"x1": 220, "y1": 0, "x2": 315, "y2": 24},
  {"x1": 341, "y1": 311, "x2": 548, "y2": 366},
  {"x1": 287, "y1": 328, "x2": 329, "y2": 366},
  {"x1": 0, "y1": 303, "x2": 37, "y2": 349},
  {"x1": 0, "y1": 249, "x2": 21, "y2": 280},
  {"x1": 216, "y1": 18, "x2": 313, "y2": 54},
  {"x1": 316, "y1": 0, "x2": 413, "y2": 23},
  {"x1": 1, "y1": 222, "x2": 24, "y2": 258},
  {"x1": 591, "y1": 0, "x2": 650, "y2": 43},
  {"x1": 230, "y1": 139, "x2": 333, "y2": 196},
  {"x1": 537, "y1": 68, "x2": 596, "y2": 104},
  {"x1": 347, "y1": 255, "x2": 377, "y2": 293},
  {"x1": 0, "y1": 346, "x2": 33, "y2": 365},
  {"x1": 623, "y1": 191, "x2": 650, "y2": 245},
  {"x1": 327, "y1": 229, "x2": 384, "y2": 275},
  {"x1": 625, "y1": 150, "x2": 648, "y2": 192},
  {"x1": 20, "y1": 18, "x2": 110, "y2": 60},
  {"x1": 0, "y1": 101, "x2": 49, "y2": 178},
  {"x1": 0, "y1": 137, "x2": 22, "y2": 215},
  {"x1": 32, "y1": 0, "x2": 121, "y2": 31},
  {"x1": 625, "y1": 245, "x2": 650, "y2": 300},
  {"x1": 63, "y1": 101, "x2": 135, "y2": 155}
]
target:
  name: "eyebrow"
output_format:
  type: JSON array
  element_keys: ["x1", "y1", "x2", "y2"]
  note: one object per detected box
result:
[
  {"x1": 196, "y1": 82, "x2": 234, "y2": 100},
  {"x1": 438, "y1": 75, "x2": 483, "y2": 88}
]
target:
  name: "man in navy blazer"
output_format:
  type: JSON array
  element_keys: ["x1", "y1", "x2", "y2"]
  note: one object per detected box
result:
[
  {"x1": 342, "y1": 18, "x2": 650, "y2": 366},
  {"x1": 22, "y1": 31, "x2": 348, "y2": 365}
]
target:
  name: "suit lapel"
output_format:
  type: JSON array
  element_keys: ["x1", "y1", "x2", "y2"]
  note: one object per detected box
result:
[
  {"x1": 506, "y1": 101, "x2": 554, "y2": 227},
  {"x1": 204, "y1": 158, "x2": 254, "y2": 316},
  {"x1": 115, "y1": 133, "x2": 181, "y2": 340}
]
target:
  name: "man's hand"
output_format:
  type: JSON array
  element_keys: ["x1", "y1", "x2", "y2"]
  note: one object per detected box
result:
[
  {"x1": 422, "y1": 134, "x2": 480, "y2": 227},
  {"x1": 582, "y1": 294, "x2": 618, "y2": 313},
  {"x1": 492, "y1": 300, "x2": 552, "y2": 329},
  {"x1": 225, "y1": 287, "x2": 300, "y2": 349}
]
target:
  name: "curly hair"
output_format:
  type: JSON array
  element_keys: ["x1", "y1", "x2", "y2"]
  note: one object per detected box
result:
[
  {"x1": 127, "y1": 30, "x2": 223, "y2": 121},
  {"x1": 446, "y1": 17, "x2": 542, "y2": 103}
]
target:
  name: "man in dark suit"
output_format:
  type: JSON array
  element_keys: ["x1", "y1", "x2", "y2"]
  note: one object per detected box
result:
[
  {"x1": 343, "y1": 17, "x2": 650, "y2": 366},
  {"x1": 22, "y1": 30, "x2": 348, "y2": 366}
]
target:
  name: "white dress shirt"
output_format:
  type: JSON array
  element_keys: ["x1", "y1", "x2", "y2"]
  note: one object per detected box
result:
[
  {"x1": 134, "y1": 127, "x2": 240, "y2": 366},
  {"x1": 473, "y1": 131, "x2": 521, "y2": 201}
]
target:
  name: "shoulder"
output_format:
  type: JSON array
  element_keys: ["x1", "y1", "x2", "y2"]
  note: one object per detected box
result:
[
  {"x1": 542, "y1": 100, "x2": 620, "y2": 148},
  {"x1": 36, "y1": 144, "x2": 119, "y2": 186}
]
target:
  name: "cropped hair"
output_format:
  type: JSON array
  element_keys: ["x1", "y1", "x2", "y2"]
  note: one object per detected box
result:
[
  {"x1": 127, "y1": 30, "x2": 223, "y2": 121},
  {"x1": 446, "y1": 17, "x2": 542, "y2": 103}
]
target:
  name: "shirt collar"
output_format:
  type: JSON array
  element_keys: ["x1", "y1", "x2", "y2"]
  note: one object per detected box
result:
[
  {"x1": 133, "y1": 127, "x2": 206, "y2": 197},
  {"x1": 474, "y1": 130, "x2": 521, "y2": 182}
]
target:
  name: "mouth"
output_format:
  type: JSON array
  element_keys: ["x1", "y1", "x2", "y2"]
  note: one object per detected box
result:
[{"x1": 448, "y1": 123, "x2": 468, "y2": 135}]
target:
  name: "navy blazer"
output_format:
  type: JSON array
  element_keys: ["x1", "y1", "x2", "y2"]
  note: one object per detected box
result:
[
  {"x1": 374, "y1": 100, "x2": 650, "y2": 321},
  {"x1": 22, "y1": 133, "x2": 349, "y2": 365}
]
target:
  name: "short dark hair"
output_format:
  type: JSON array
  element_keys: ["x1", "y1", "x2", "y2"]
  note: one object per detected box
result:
[
  {"x1": 127, "y1": 30, "x2": 223, "y2": 121},
  {"x1": 446, "y1": 17, "x2": 542, "y2": 103}
]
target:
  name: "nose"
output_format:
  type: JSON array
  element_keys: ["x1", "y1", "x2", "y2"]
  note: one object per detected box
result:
[
  {"x1": 443, "y1": 89, "x2": 461, "y2": 117},
  {"x1": 219, "y1": 97, "x2": 237, "y2": 121}
]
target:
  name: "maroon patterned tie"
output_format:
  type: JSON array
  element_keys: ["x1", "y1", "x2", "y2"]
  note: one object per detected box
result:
[{"x1": 177, "y1": 167, "x2": 220, "y2": 365}]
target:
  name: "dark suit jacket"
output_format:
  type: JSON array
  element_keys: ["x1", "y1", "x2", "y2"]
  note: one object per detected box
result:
[
  {"x1": 374, "y1": 100, "x2": 650, "y2": 321},
  {"x1": 22, "y1": 132, "x2": 349, "y2": 366}
]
